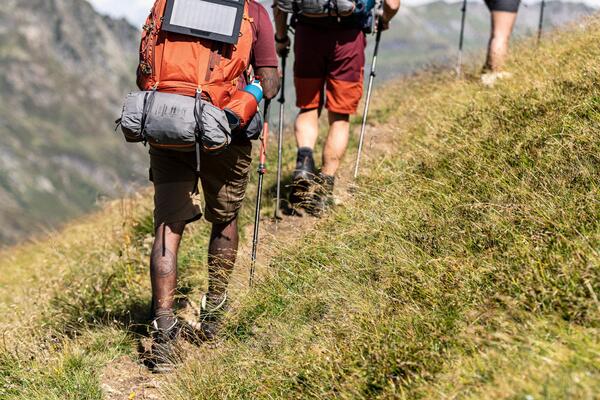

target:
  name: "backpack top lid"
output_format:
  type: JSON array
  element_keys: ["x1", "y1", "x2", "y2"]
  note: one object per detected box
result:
[
  {"x1": 277, "y1": 0, "x2": 356, "y2": 17},
  {"x1": 278, "y1": 0, "x2": 378, "y2": 32},
  {"x1": 162, "y1": 0, "x2": 245, "y2": 44}
]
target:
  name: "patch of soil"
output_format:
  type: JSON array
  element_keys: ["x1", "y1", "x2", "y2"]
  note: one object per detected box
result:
[{"x1": 101, "y1": 355, "x2": 163, "y2": 400}]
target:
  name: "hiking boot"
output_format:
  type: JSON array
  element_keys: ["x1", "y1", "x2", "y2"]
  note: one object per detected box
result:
[
  {"x1": 289, "y1": 147, "x2": 317, "y2": 210},
  {"x1": 307, "y1": 173, "x2": 335, "y2": 217},
  {"x1": 197, "y1": 293, "x2": 229, "y2": 342},
  {"x1": 148, "y1": 311, "x2": 183, "y2": 373}
]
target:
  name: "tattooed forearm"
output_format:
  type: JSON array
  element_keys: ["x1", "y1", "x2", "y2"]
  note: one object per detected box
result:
[
  {"x1": 256, "y1": 67, "x2": 281, "y2": 100},
  {"x1": 273, "y1": 2, "x2": 289, "y2": 40}
]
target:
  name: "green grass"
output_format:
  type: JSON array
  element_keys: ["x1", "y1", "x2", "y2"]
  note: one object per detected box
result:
[
  {"x1": 165, "y1": 16, "x2": 600, "y2": 398},
  {"x1": 1, "y1": 16, "x2": 600, "y2": 399},
  {"x1": 0, "y1": 330, "x2": 134, "y2": 400}
]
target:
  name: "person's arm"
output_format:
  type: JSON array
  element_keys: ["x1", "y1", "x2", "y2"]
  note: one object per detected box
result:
[
  {"x1": 381, "y1": 0, "x2": 400, "y2": 30},
  {"x1": 273, "y1": 0, "x2": 291, "y2": 56},
  {"x1": 256, "y1": 67, "x2": 280, "y2": 100},
  {"x1": 251, "y1": 2, "x2": 281, "y2": 99}
]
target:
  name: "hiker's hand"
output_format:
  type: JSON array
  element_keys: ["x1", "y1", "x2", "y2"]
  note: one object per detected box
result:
[
  {"x1": 275, "y1": 35, "x2": 291, "y2": 58},
  {"x1": 377, "y1": 10, "x2": 392, "y2": 31},
  {"x1": 380, "y1": 17, "x2": 391, "y2": 31},
  {"x1": 381, "y1": 0, "x2": 400, "y2": 31}
]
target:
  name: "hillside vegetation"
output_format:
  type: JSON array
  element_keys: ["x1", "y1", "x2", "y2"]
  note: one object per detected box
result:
[
  {"x1": 374, "y1": 0, "x2": 595, "y2": 79},
  {"x1": 272, "y1": 1, "x2": 596, "y2": 119},
  {"x1": 0, "y1": 0, "x2": 593, "y2": 246},
  {"x1": 0, "y1": 15, "x2": 599, "y2": 400}
]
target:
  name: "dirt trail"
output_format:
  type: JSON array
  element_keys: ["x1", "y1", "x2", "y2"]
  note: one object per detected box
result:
[
  {"x1": 99, "y1": 122, "x2": 394, "y2": 399},
  {"x1": 101, "y1": 356, "x2": 163, "y2": 400},
  {"x1": 232, "y1": 122, "x2": 396, "y2": 296}
]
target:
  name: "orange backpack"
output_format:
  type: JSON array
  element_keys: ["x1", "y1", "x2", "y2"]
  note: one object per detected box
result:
[{"x1": 137, "y1": 0, "x2": 257, "y2": 126}]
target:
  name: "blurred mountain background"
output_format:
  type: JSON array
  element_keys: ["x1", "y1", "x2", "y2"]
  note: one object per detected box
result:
[
  {"x1": 0, "y1": 0, "x2": 144, "y2": 245},
  {"x1": 0, "y1": 0, "x2": 595, "y2": 246},
  {"x1": 375, "y1": 0, "x2": 596, "y2": 79}
]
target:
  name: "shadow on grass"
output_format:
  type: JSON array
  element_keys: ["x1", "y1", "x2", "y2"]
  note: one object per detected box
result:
[{"x1": 48, "y1": 280, "x2": 197, "y2": 338}]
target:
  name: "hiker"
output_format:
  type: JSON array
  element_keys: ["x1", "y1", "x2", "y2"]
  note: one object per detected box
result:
[
  {"x1": 274, "y1": 0, "x2": 400, "y2": 216},
  {"x1": 134, "y1": 0, "x2": 280, "y2": 372},
  {"x1": 481, "y1": 0, "x2": 521, "y2": 86}
]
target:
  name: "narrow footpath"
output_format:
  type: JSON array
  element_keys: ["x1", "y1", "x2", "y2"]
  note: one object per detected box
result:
[{"x1": 99, "y1": 119, "x2": 396, "y2": 400}]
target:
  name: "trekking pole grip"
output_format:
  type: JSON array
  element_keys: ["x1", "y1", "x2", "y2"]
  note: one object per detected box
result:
[
  {"x1": 278, "y1": 55, "x2": 287, "y2": 105},
  {"x1": 259, "y1": 100, "x2": 271, "y2": 173}
]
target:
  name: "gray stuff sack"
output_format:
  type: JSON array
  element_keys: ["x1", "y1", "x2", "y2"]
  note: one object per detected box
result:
[{"x1": 119, "y1": 91, "x2": 233, "y2": 153}]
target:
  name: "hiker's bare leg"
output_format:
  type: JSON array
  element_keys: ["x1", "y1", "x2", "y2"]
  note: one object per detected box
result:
[
  {"x1": 295, "y1": 108, "x2": 320, "y2": 149},
  {"x1": 151, "y1": 222, "x2": 186, "y2": 318},
  {"x1": 207, "y1": 218, "x2": 239, "y2": 303},
  {"x1": 321, "y1": 111, "x2": 350, "y2": 176},
  {"x1": 485, "y1": 11, "x2": 518, "y2": 71}
]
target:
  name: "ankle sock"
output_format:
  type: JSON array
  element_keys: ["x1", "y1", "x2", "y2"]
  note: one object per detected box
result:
[
  {"x1": 297, "y1": 147, "x2": 314, "y2": 164},
  {"x1": 297, "y1": 147, "x2": 313, "y2": 159},
  {"x1": 204, "y1": 292, "x2": 228, "y2": 311},
  {"x1": 296, "y1": 147, "x2": 315, "y2": 172},
  {"x1": 154, "y1": 308, "x2": 176, "y2": 331}
]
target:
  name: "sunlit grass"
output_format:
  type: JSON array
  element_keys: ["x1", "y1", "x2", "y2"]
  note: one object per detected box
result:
[{"x1": 0, "y1": 16, "x2": 599, "y2": 399}]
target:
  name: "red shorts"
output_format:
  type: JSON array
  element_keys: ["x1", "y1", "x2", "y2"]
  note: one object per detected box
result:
[{"x1": 294, "y1": 23, "x2": 366, "y2": 115}]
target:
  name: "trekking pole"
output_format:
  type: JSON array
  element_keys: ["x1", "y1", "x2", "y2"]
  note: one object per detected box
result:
[
  {"x1": 354, "y1": 19, "x2": 383, "y2": 179},
  {"x1": 537, "y1": 0, "x2": 546, "y2": 46},
  {"x1": 456, "y1": 0, "x2": 468, "y2": 77},
  {"x1": 250, "y1": 100, "x2": 271, "y2": 287},
  {"x1": 274, "y1": 51, "x2": 288, "y2": 222}
]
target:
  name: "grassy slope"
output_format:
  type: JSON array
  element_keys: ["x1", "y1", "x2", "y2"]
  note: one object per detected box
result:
[{"x1": 1, "y1": 17, "x2": 600, "y2": 399}]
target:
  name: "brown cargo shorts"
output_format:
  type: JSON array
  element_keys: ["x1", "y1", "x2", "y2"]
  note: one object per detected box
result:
[{"x1": 149, "y1": 143, "x2": 253, "y2": 228}]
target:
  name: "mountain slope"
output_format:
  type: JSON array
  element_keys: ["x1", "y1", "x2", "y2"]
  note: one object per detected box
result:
[
  {"x1": 0, "y1": 13, "x2": 599, "y2": 400},
  {"x1": 0, "y1": 0, "x2": 594, "y2": 246},
  {"x1": 274, "y1": 1, "x2": 596, "y2": 121},
  {"x1": 375, "y1": 0, "x2": 596, "y2": 78},
  {"x1": 0, "y1": 0, "x2": 144, "y2": 245}
]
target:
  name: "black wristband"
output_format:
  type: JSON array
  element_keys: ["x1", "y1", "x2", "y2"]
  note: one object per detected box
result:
[{"x1": 275, "y1": 35, "x2": 289, "y2": 44}]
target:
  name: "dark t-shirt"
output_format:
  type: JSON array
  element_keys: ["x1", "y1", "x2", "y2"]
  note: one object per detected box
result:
[{"x1": 248, "y1": 1, "x2": 278, "y2": 69}]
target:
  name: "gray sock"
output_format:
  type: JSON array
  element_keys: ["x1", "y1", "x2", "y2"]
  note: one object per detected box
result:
[{"x1": 154, "y1": 308, "x2": 176, "y2": 331}]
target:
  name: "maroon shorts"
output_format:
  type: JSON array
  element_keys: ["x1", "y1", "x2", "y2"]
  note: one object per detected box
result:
[{"x1": 294, "y1": 23, "x2": 366, "y2": 115}]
